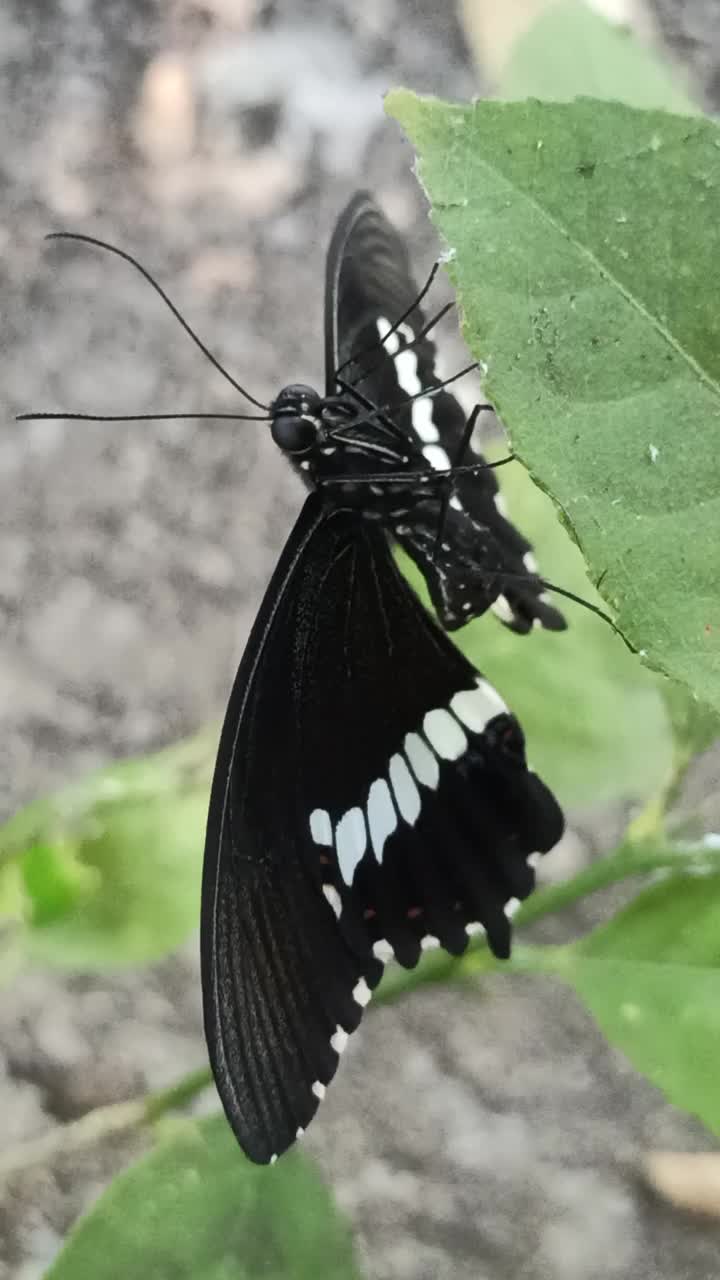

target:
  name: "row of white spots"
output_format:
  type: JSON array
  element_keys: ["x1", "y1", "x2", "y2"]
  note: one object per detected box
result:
[{"x1": 309, "y1": 678, "x2": 509, "y2": 892}]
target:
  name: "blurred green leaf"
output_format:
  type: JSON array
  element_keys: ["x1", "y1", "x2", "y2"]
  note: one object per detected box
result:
[
  {"x1": 387, "y1": 92, "x2": 720, "y2": 715},
  {"x1": 403, "y1": 458, "x2": 671, "y2": 807},
  {"x1": 44, "y1": 1114, "x2": 361, "y2": 1280},
  {"x1": 500, "y1": 0, "x2": 695, "y2": 111},
  {"x1": 0, "y1": 732, "x2": 214, "y2": 969},
  {"x1": 519, "y1": 869, "x2": 720, "y2": 1137},
  {"x1": 661, "y1": 681, "x2": 720, "y2": 761}
]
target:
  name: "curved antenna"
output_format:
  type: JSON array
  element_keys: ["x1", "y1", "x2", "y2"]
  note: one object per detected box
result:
[
  {"x1": 16, "y1": 410, "x2": 269, "y2": 424},
  {"x1": 45, "y1": 232, "x2": 269, "y2": 411}
]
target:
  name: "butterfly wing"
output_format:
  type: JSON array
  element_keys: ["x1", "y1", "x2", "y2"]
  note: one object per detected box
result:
[
  {"x1": 324, "y1": 191, "x2": 565, "y2": 634},
  {"x1": 202, "y1": 491, "x2": 563, "y2": 1164}
]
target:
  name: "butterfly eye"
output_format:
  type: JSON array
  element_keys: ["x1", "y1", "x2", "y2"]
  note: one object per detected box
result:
[{"x1": 271, "y1": 413, "x2": 319, "y2": 455}]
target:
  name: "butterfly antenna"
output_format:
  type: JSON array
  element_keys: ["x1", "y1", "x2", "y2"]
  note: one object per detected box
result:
[
  {"x1": 16, "y1": 411, "x2": 269, "y2": 424},
  {"x1": 332, "y1": 259, "x2": 441, "y2": 385},
  {"x1": 44, "y1": 232, "x2": 269, "y2": 411}
]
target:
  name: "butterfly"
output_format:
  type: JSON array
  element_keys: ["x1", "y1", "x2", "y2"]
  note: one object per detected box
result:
[{"x1": 200, "y1": 192, "x2": 566, "y2": 1165}]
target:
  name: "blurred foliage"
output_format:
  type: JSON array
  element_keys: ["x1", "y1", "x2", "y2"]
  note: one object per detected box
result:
[{"x1": 44, "y1": 1115, "x2": 361, "y2": 1280}]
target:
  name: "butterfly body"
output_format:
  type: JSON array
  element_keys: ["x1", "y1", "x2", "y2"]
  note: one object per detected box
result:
[{"x1": 202, "y1": 192, "x2": 566, "y2": 1164}]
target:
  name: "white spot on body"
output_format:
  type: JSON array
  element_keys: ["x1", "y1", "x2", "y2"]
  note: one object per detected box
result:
[
  {"x1": 449, "y1": 495, "x2": 463, "y2": 511},
  {"x1": 300, "y1": 460, "x2": 310, "y2": 471},
  {"x1": 404, "y1": 731, "x2": 440, "y2": 790},
  {"x1": 335, "y1": 807, "x2": 367, "y2": 886},
  {"x1": 312, "y1": 1081, "x2": 326, "y2": 1100},
  {"x1": 450, "y1": 681, "x2": 507, "y2": 732},
  {"x1": 353, "y1": 977, "x2": 372, "y2": 1007},
  {"x1": 367, "y1": 778, "x2": 397, "y2": 862},
  {"x1": 310, "y1": 808, "x2": 332, "y2": 846},
  {"x1": 389, "y1": 753, "x2": 422, "y2": 824},
  {"x1": 491, "y1": 594, "x2": 515, "y2": 624},
  {"x1": 423, "y1": 708, "x2": 468, "y2": 760},
  {"x1": 330, "y1": 1026, "x2": 349, "y2": 1055},
  {"x1": 323, "y1": 884, "x2": 342, "y2": 919}
]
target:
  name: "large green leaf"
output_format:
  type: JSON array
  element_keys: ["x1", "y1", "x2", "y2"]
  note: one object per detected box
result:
[
  {"x1": 44, "y1": 1114, "x2": 361, "y2": 1280},
  {"x1": 386, "y1": 92, "x2": 720, "y2": 715},
  {"x1": 0, "y1": 732, "x2": 214, "y2": 968},
  {"x1": 500, "y1": 0, "x2": 695, "y2": 111},
  {"x1": 402, "y1": 456, "x2": 672, "y2": 807},
  {"x1": 519, "y1": 868, "x2": 720, "y2": 1137}
]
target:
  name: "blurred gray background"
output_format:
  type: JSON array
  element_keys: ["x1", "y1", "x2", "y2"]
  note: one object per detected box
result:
[{"x1": 2, "y1": 1, "x2": 720, "y2": 1277}]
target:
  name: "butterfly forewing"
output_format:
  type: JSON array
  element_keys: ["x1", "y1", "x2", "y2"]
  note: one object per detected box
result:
[{"x1": 202, "y1": 493, "x2": 562, "y2": 1163}]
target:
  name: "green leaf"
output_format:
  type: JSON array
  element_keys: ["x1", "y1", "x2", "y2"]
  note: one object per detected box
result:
[
  {"x1": 500, "y1": 0, "x2": 696, "y2": 112},
  {"x1": 402, "y1": 457, "x2": 671, "y2": 806},
  {"x1": 0, "y1": 732, "x2": 214, "y2": 969},
  {"x1": 661, "y1": 681, "x2": 720, "y2": 761},
  {"x1": 44, "y1": 1114, "x2": 361, "y2": 1280},
  {"x1": 386, "y1": 92, "x2": 720, "y2": 714},
  {"x1": 519, "y1": 869, "x2": 720, "y2": 1138}
]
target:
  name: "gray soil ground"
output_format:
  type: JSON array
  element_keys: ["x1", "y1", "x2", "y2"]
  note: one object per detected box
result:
[{"x1": 2, "y1": 2, "x2": 720, "y2": 1277}]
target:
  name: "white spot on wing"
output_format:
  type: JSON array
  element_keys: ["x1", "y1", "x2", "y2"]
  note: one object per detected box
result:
[
  {"x1": 423, "y1": 708, "x2": 468, "y2": 760},
  {"x1": 491, "y1": 594, "x2": 515, "y2": 624},
  {"x1": 309, "y1": 808, "x2": 332, "y2": 846},
  {"x1": 330, "y1": 1026, "x2": 349, "y2": 1055},
  {"x1": 494, "y1": 492, "x2": 510, "y2": 519},
  {"x1": 450, "y1": 681, "x2": 507, "y2": 732},
  {"x1": 504, "y1": 897, "x2": 521, "y2": 918},
  {"x1": 389, "y1": 753, "x2": 421, "y2": 824},
  {"x1": 527, "y1": 852, "x2": 542, "y2": 868},
  {"x1": 412, "y1": 399, "x2": 439, "y2": 443},
  {"x1": 296, "y1": 1127, "x2": 305, "y2": 1139},
  {"x1": 421, "y1": 935, "x2": 440, "y2": 951},
  {"x1": 423, "y1": 443, "x2": 451, "y2": 471},
  {"x1": 373, "y1": 939, "x2": 395, "y2": 961},
  {"x1": 353, "y1": 977, "x2": 372, "y2": 1007},
  {"x1": 367, "y1": 778, "x2": 397, "y2": 862},
  {"x1": 270, "y1": 1154, "x2": 278, "y2": 1165},
  {"x1": 335, "y1": 807, "x2": 367, "y2": 886},
  {"x1": 466, "y1": 922, "x2": 485, "y2": 937},
  {"x1": 322, "y1": 884, "x2": 342, "y2": 919},
  {"x1": 523, "y1": 550, "x2": 539, "y2": 573},
  {"x1": 404, "y1": 731, "x2": 440, "y2": 790},
  {"x1": 312, "y1": 1081, "x2": 326, "y2": 1100}
]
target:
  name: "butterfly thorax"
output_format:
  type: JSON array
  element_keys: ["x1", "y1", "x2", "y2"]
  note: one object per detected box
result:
[{"x1": 271, "y1": 382, "x2": 437, "y2": 519}]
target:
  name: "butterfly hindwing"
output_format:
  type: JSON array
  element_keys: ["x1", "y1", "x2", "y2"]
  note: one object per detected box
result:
[
  {"x1": 202, "y1": 492, "x2": 563, "y2": 1163},
  {"x1": 325, "y1": 192, "x2": 565, "y2": 634}
]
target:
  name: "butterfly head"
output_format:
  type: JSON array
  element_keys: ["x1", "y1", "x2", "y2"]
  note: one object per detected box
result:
[{"x1": 271, "y1": 384, "x2": 323, "y2": 456}]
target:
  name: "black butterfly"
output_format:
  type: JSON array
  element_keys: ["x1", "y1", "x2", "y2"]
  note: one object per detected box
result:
[{"x1": 201, "y1": 192, "x2": 565, "y2": 1164}]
